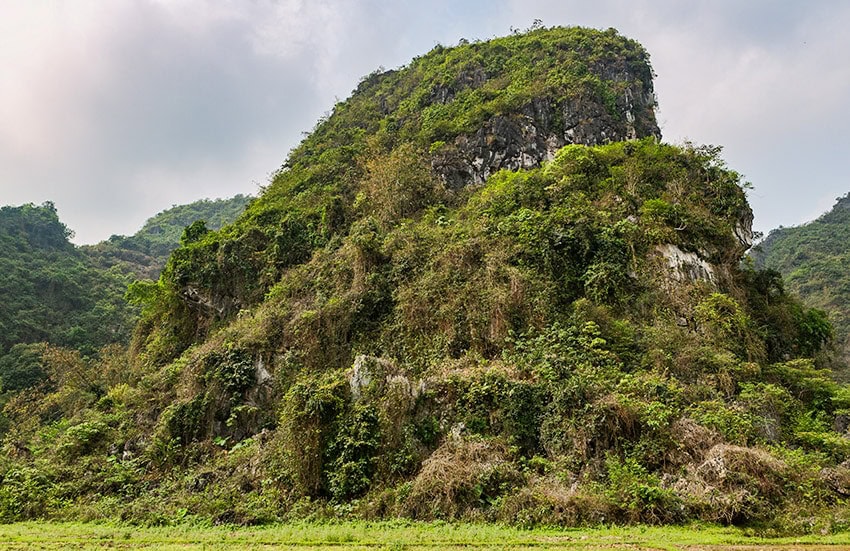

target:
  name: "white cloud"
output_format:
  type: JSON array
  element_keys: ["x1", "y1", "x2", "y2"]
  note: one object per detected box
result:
[{"x1": 0, "y1": 0, "x2": 331, "y2": 242}]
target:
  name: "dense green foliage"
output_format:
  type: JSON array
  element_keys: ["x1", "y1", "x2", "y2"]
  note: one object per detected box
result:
[
  {"x1": 753, "y1": 194, "x2": 850, "y2": 370},
  {"x1": 0, "y1": 203, "x2": 135, "y2": 363},
  {"x1": 0, "y1": 196, "x2": 250, "y2": 411},
  {"x1": 0, "y1": 27, "x2": 848, "y2": 532}
]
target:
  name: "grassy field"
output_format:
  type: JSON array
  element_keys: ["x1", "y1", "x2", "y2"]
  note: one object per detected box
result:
[{"x1": 0, "y1": 522, "x2": 848, "y2": 550}]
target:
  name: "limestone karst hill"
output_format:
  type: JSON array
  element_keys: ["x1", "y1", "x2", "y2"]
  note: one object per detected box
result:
[{"x1": 2, "y1": 26, "x2": 848, "y2": 530}]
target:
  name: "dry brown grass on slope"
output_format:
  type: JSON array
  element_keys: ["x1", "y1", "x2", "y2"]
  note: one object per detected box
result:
[{"x1": 402, "y1": 436, "x2": 521, "y2": 519}]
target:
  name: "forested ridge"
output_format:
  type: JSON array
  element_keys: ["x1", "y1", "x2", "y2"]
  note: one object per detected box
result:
[
  {"x1": 753, "y1": 194, "x2": 850, "y2": 373},
  {"x1": 0, "y1": 196, "x2": 249, "y2": 396},
  {"x1": 1, "y1": 26, "x2": 849, "y2": 532},
  {"x1": 0, "y1": 202, "x2": 135, "y2": 397}
]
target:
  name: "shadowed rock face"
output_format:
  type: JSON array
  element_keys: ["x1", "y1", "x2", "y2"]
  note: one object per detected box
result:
[{"x1": 732, "y1": 204, "x2": 755, "y2": 252}]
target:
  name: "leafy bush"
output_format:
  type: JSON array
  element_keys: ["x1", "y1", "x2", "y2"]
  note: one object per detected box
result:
[
  {"x1": 605, "y1": 454, "x2": 682, "y2": 523},
  {"x1": 0, "y1": 466, "x2": 60, "y2": 521},
  {"x1": 326, "y1": 403, "x2": 380, "y2": 500}
]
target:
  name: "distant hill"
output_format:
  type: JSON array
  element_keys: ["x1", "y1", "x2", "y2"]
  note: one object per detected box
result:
[
  {"x1": 83, "y1": 194, "x2": 252, "y2": 280},
  {"x1": 0, "y1": 196, "x2": 250, "y2": 393},
  {"x1": 753, "y1": 193, "x2": 850, "y2": 364},
  {"x1": 0, "y1": 202, "x2": 136, "y2": 376}
]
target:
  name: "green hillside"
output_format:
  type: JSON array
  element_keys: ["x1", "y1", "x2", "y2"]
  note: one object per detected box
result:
[
  {"x1": 0, "y1": 202, "x2": 135, "y2": 365},
  {"x1": 1, "y1": 27, "x2": 848, "y2": 531},
  {"x1": 753, "y1": 194, "x2": 850, "y2": 368}
]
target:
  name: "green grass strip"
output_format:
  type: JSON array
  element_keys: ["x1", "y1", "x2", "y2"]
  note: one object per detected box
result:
[{"x1": 0, "y1": 522, "x2": 848, "y2": 550}]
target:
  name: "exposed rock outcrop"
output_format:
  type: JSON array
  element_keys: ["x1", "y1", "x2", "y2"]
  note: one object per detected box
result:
[
  {"x1": 181, "y1": 285, "x2": 241, "y2": 319},
  {"x1": 348, "y1": 354, "x2": 424, "y2": 403},
  {"x1": 656, "y1": 244, "x2": 716, "y2": 284},
  {"x1": 433, "y1": 87, "x2": 659, "y2": 189},
  {"x1": 349, "y1": 355, "x2": 394, "y2": 401},
  {"x1": 429, "y1": 61, "x2": 659, "y2": 189},
  {"x1": 734, "y1": 208, "x2": 754, "y2": 250}
]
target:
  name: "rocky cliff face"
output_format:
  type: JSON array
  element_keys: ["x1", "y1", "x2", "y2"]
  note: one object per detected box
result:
[
  {"x1": 430, "y1": 64, "x2": 660, "y2": 189},
  {"x1": 655, "y1": 205, "x2": 754, "y2": 288}
]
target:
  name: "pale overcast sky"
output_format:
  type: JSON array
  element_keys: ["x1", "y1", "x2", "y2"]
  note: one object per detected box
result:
[{"x1": 1, "y1": 1, "x2": 847, "y2": 243}]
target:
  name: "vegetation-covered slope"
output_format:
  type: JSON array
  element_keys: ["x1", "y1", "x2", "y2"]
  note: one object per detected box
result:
[
  {"x1": 1, "y1": 27, "x2": 848, "y2": 531},
  {"x1": 753, "y1": 194, "x2": 850, "y2": 366},
  {"x1": 139, "y1": 26, "x2": 660, "y2": 332}
]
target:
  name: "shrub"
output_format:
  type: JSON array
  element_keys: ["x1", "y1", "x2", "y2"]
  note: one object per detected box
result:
[
  {"x1": 326, "y1": 403, "x2": 381, "y2": 501},
  {"x1": 605, "y1": 454, "x2": 682, "y2": 523},
  {"x1": 674, "y1": 444, "x2": 787, "y2": 525},
  {"x1": 403, "y1": 437, "x2": 522, "y2": 519},
  {"x1": 57, "y1": 420, "x2": 108, "y2": 460},
  {"x1": 0, "y1": 466, "x2": 59, "y2": 521}
]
